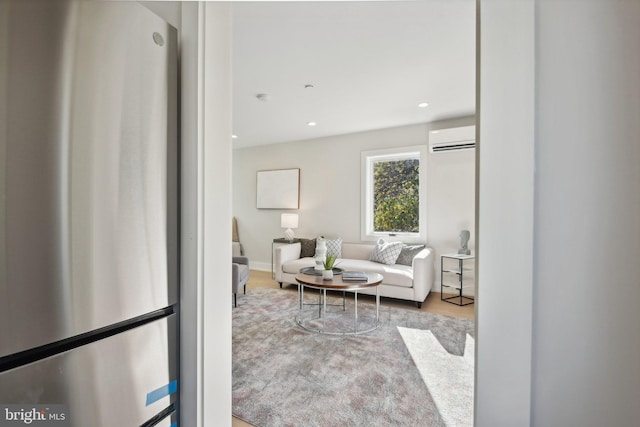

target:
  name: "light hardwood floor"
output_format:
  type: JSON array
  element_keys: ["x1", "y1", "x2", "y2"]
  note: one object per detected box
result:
[{"x1": 232, "y1": 270, "x2": 475, "y2": 427}]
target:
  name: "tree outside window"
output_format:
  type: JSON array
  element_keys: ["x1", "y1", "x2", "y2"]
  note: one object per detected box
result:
[
  {"x1": 361, "y1": 146, "x2": 426, "y2": 242},
  {"x1": 373, "y1": 159, "x2": 419, "y2": 233}
]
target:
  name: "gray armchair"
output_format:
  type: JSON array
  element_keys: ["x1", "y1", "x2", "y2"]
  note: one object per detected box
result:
[{"x1": 232, "y1": 256, "x2": 249, "y2": 307}]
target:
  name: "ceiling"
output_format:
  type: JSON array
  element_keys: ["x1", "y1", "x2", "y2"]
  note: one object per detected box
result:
[{"x1": 231, "y1": 1, "x2": 476, "y2": 149}]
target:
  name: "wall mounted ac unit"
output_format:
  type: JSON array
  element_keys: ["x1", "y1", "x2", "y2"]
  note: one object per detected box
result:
[{"x1": 429, "y1": 125, "x2": 476, "y2": 153}]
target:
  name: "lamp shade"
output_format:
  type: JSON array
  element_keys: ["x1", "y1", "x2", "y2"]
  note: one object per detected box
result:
[{"x1": 281, "y1": 213, "x2": 299, "y2": 229}]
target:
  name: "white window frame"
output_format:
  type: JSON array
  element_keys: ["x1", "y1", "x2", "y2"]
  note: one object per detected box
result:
[{"x1": 360, "y1": 145, "x2": 427, "y2": 243}]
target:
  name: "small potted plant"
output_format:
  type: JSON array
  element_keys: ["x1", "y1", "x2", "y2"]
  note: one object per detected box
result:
[{"x1": 322, "y1": 254, "x2": 339, "y2": 280}]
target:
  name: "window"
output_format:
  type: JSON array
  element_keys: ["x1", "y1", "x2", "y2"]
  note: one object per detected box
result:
[{"x1": 361, "y1": 146, "x2": 427, "y2": 242}]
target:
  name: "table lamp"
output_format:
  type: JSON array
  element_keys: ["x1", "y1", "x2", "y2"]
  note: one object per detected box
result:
[{"x1": 281, "y1": 213, "x2": 299, "y2": 242}]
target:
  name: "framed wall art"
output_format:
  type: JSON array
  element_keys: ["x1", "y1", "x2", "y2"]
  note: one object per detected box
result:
[{"x1": 256, "y1": 168, "x2": 300, "y2": 209}]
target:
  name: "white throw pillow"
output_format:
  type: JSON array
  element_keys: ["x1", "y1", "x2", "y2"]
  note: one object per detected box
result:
[
  {"x1": 370, "y1": 238, "x2": 403, "y2": 265},
  {"x1": 325, "y1": 238, "x2": 343, "y2": 258}
]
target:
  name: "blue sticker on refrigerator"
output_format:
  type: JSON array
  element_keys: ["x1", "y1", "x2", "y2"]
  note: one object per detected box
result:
[{"x1": 146, "y1": 380, "x2": 178, "y2": 406}]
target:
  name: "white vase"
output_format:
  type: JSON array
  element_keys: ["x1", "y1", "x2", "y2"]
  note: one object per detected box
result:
[
  {"x1": 315, "y1": 237, "x2": 327, "y2": 271},
  {"x1": 322, "y1": 269, "x2": 333, "y2": 280}
]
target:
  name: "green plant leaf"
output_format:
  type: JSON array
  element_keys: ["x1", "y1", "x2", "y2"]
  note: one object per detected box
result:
[{"x1": 323, "y1": 254, "x2": 338, "y2": 269}]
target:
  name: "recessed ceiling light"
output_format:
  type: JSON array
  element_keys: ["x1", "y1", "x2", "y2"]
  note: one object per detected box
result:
[
  {"x1": 231, "y1": 134, "x2": 238, "y2": 139},
  {"x1": 307, "y1": 122, "x2": 317, "y2": 127},
  {"x1": 418, "y1": 102, "x2": 429, "y2": 108}
]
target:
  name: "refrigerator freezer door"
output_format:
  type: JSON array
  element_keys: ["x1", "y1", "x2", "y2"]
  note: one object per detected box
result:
[
  {"x1": 0, "y1": 315, "x2": 178, "y2": 426},
  {"x1": 0, "y1": 1, "x2": 178, "y2": 357}
]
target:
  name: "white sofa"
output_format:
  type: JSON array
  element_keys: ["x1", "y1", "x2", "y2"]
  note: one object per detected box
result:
[{"x1": 274, "y1": 242, "x2": 435, "y2": 308}]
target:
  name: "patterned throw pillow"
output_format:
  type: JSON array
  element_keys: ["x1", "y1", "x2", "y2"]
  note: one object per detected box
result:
[
  {"x1": 370, "y1": 238, "x2": 404, "y2": 265},
  {"x1": 396, "y1": 244, "x2": 425, "y2": 266},
  {"x1": 299, "y1": 238, "x2": 317, "y2": 258},
  {"x1": 325, "y1": 238, "x2": 343, "y2": 258}
]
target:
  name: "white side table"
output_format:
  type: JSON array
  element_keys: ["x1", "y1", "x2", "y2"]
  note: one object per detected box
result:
[{"x1": 440, "y1": 254, "x2": 475, "y2": 306}]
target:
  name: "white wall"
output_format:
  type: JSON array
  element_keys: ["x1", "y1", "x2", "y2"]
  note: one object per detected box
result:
[
  {"x1": 428, "y1": 145, "x2": 476, "y2": 291},
  {"x1": 478, "y1": 1, "x2": 640, "y2": 426},
  {"x1": 531, "y1": 1, "x2": 640, "y2": 426},
  {"x1": 475, "y1": 1, "x2": 535, "y2": 425},
  {"x1": 232, "y1": 117, "x2": 476, "y2": 288},
  {"x1": 201, "y1": 3, "x2": 233, "y2": 426}
]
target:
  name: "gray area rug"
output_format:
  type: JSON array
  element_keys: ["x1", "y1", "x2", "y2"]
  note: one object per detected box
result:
[{"x1": 232, "y1": 288, "x2": 474, "y2": 427}]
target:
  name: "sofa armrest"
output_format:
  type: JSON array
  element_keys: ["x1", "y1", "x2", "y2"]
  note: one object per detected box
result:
[
  {"x1": 232, "y1": 256, "x2": 249, "y2": 265},
  {"x1": 275, "y1": 243, "x2": 302, "y2": 282},
  {"x1": 411, "y1": 248, "x2": 435, "y2": 302}
]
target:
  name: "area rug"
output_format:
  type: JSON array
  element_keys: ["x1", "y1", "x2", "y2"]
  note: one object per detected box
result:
[{"x1": 232, "y1": 288, "x2": 474, "y2": 427}]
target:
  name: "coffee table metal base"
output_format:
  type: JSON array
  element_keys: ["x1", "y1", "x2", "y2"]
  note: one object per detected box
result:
[{"x1": 295, "y1": 284, "x2": 380, "y2": 335}]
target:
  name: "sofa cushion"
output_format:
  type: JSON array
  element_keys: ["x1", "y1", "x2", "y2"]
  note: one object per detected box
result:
[
  {"x1": 326, "y1": 238, "x2": 343, "y2": 258},
  {"x1": 342, "y1": 243, "x2": 374, "y2": 260},
  {"x1": 339, "y1": 259, "x2": 414, "y2": 288},
  {"x1": 299, "y1": 238, "x2": 317, "y2": 258},
  {"x1": 370, "y1": 238, "x2": 403, "y2": 265},
  {"x1": 396, "y1": 244, "x2": 426, "y2": 266},
  {"x1": 282, "y1": 257, "x2": 316, "y2": 274}
]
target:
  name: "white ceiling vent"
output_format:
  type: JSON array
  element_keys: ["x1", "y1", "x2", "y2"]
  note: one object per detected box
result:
[{"x1": 429, "y1": 125, "x2": 476, "y2": 153}]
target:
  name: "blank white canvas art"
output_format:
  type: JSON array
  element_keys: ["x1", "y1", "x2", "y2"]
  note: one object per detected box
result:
[{"x1": 256, "y1": 168, "x2": 300, "y2": 209}]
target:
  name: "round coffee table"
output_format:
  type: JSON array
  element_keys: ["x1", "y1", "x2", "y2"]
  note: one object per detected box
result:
[{"x1": 294, "y1": 272, "x2": 383, "y2": 335}]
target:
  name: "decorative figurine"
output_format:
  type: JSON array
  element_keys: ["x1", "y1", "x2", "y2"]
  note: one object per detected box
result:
[{"x1": 458, "y1": 230, "x2": 471, "y2": 255}]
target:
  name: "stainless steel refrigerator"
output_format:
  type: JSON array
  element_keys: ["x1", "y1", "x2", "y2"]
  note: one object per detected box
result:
[{"x1": 0, "y1": 1, "x2": 179, "y2": 426}]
